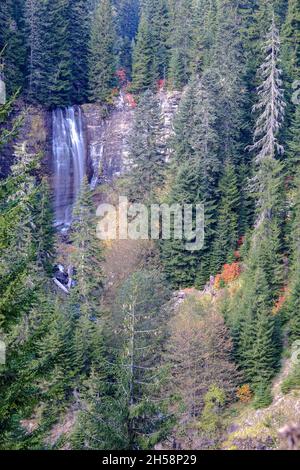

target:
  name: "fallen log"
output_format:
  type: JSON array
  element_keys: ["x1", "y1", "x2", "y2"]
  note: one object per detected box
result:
[{"x1": 53, "y1": 278, "x2": 69, "y2": 294}]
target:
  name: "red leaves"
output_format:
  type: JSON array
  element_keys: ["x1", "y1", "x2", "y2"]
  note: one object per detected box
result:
[
  {"x1": 156, "y1": 79, "x2": 165, "y2": 90},
  {"x1": 214, "y1": 262, "x2": 241, "y2": 289}
]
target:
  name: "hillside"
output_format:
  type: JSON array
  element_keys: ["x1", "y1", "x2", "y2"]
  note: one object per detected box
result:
[{"x1": 0, "y1": 0, "x2": 300, "y2": 452}]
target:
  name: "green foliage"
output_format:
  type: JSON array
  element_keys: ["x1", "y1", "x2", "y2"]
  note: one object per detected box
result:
[
  {"x1": 168, "y1": 0, "x2": 195, "y2": 88},
  {"x1": 281, "y1": 365, "x2": 300, "y2": 394},
  {"x1": 210, "y1": 161, "x2": 240, "y2": 274},
  {"x1": 253, "y1": 382, "x2": 272, "y2": 409},
  {"x1": 131, "y1": 13, "x2": 153, "y2": 93},
  {"x1": 127, "y1": 90, "x2": 165, "y2": 202},
  {"x1": 89, "y1": 0, "x2": 116, "y2": 103},
  {"x1": 199, "y1": 385, "x2": 226, "y2": 434},
  {"x1": 69, "y1": 0, "x2": 91, "y2": 103},
  {"x1": 0, "y1": 0, "x2": 26, "y2": 95}
]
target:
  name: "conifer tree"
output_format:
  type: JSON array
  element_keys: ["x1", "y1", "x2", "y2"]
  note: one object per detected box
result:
[
  {"x1": 127, "y1": 90, "x2": 165, "y2": 202},
  {"x1": 161, "y1": 77, "x2": 219, "y2": 288},
  {"x1": 25, "y1": 0, "x2": 44, "y2": 100},
  {"x1": 210, "y1": 161, "x2": 240, "y2": 274},
  {"x1": 0, "y1": 143, "x2": 41, "y2": 329},
  {"x1": 0, "y1": 0, "x2": 26, "y2": 95},
  {"x1": 234, "y1": 18, "x2": 286, "y2": 405},
  {"x1": 113, "y1": 271, "x2": 171, "y2": 449},
  {"x1": 281, "y1": 0, "x2": 300, "y2": 82},
  {"x1": 89, "y1": 0, "x2": 116, "y2": 103},
  {"x1": 208, "y1": 0, "x2": 247, "y2": 165},
  {"x1": 114, "y1": 0, "x2": 139, "y2": 74},
  {"x1": 42, "y1": 0, "x2": 72, "y2": 107},
  {"x1": 285, "y1": 166, "x2": 300, "y2": 342},
  {"x1": 150, "y1": 0, "x2": 170, "y2": 83},
  {"x1": 168, "y1": 0, "x2": 195, "y2": 88},
  {"x1": 248, "y1": 17, "x2": 285, "y2": 165},
  {"x1": 131, "y1": 13, "x2": 153, "y2": 93},
  {"x1": 69, "y1": 0, "x2": 91, "y2": 103}
]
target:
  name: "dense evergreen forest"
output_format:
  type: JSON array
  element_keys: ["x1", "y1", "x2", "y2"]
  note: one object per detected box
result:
[{"x1": 0, "y1": 0, "x2": 300, "y2": 451}]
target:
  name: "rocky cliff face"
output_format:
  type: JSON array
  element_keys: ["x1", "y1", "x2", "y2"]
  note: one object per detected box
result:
[
  {"x1": 82, "y1": 89, "x2": 181, "y2": 187},
  {"x1": 1, "y1": 90, "x2": 181, "y2": 219},
  {"x1": 0, "y1": 101, "x2": 50, "y2": 179},
  {"x1": 82, "y1": 93, "x2": 134, "y2": 187}
]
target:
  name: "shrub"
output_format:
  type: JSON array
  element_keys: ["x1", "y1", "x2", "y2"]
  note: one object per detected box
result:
[
  {"x1": 236, "y1": 384, "x2": 253, "y2": 404},
  {"x1": 253, "y1": 383, "x2": 272, "y2": 409},
  {"x1": 281, "y1": 367, "x2": 300, "y2": 394}
]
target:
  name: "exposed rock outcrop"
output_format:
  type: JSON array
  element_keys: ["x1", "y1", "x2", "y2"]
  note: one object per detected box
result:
[
  {"x1": 82, "y1": 94, "x2": 134, "y2": 187},
  {"x1": 82, "y1": 90, "x2": 181, "y2": 187}
]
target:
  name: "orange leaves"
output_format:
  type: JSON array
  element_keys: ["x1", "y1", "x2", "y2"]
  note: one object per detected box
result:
[
  {"x1": 214, "y1": 273, "x2": 223, "y2": 290},
  {"x1": 214, "y1": 262, "x2": 241, "y2": 289},
  {"x1": 236, "y1": 384, "x2": 253, "y2": 403}
]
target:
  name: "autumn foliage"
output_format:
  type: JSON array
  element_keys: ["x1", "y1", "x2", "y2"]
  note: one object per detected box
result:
[
  {"x1": 124, "y1": 93, "x2": 137, "y2": 108},
  {"x1": 156, "y1": 79, "x2": 166, "y2": 90},
  {"x1": 236, "y1": 384, "x2": 253, "y2": 404},
  {"x1": 214, "y1": 262, "x2": 241, "y2": 289}
]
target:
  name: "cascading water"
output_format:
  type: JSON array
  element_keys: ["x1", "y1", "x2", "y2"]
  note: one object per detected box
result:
[{"x1": 52, "y1": 106, "x2": 86, "y2": 229}]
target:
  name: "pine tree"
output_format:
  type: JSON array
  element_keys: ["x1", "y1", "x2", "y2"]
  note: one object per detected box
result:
[
  {"x1": 131, "y1": 13, "x2": 153, "y2": 93},
  {"x1": 285, "y1": 167, "x2": 300, "y2": 342},
  {"x1": 233, "y1": 18, "x2": 286, "y2": 405},
  {"x1": 25, "y1": 0, "x2": 44, "y2": 100},
  {"x1": 238, "y1": 267, "x2": 278, "y2": 406},
  {"x1": 113, "y1": 271, "x2": 171, "y2": 449},
  {"x1": 150, "y1": 0, "x2": 170, "y2": 83},
  {"x1": 208, "y1": 0, "x2": 247, "y2": 165},
  {"x1": 69, "y1": 0, "x2": 91, "y2": 103},
  {"x1": 168, "y1": 0, "x2": 195, "y2": 88},
  {"x1": 0, "y1": 0, "x2": 26, "y2": 95},
  {"x1": 248, "y1": 17, "x2": 285, "y2": 165},
  {"x1": 281, "y1": 0, "x2": 300, "y2": 82},
  {"x1": 25, "y1": 0, "x2": 72, "y2": 107},
  {"x1": 115, "y1": 0, "x2": 139, "y2": 74},
  {"x1": 287, "y1": 102, "x2": 300, "y2": 179},
  {"x1": 127, "y1": 90, "x2": 165, "y2": 202},
  {"x1": 0, "y1": 143, "x2": 41, "y2": 329},
  {"x1": 41, "y1": 0, "x2": 72, "y2": 107},
  {"x1": 89, "y1": 0, "x2": 116, "y2": 103},
  {"x1": 68, "y1": 178, "x2": 105, "y2": 378},
  {"x1": 161, "y1": 76, "x2": 220, "y2": 288},
  {"x1": 210, "y1": 161, "x2": 239, "y2": 274}
]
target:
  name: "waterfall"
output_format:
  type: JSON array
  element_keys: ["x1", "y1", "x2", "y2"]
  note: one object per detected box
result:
[{"x1": 52, "y1": 106, "x2": 86, "y2": 229}]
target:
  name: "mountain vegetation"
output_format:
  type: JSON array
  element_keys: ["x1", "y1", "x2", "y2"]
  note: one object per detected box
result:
[{"x1": 0, "y1": 0, "x2": 300, "y2": 451}]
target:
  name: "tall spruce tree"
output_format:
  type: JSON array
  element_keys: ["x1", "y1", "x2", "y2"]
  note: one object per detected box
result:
[
  {"x1": 281, "y1": 0, "x2": 300, "y2": 83},
  {"x1": 235, "y1": 18, "x2": 286, "y2": 405},
  {"x1": 89, "y1": 0, "x2": 116, "y2": 103},
  {"x1": 114, "y1": 0, "x2": 140, "y2": 74},
  {"x1": 0, "y1": 0, "x2": 26, "y2": 95},
  {"x1": 131, "y1": 13, "x2": 153, "y2": 93},
  {"x1": 127, "y1": 90, "x2": 165, "y2": 202},
  {"x1": 69, "y1": 0, "x2": 91, "y2": 103},
  {"x1": 168, "y1": 0, "x2": 195, "y2": 89},
  {"x1": 210, "y1": 161, "x2": 240, "y2": 274},
  {"x1": 68, "y1": 178, "x2": 105, "y2": 378}
]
